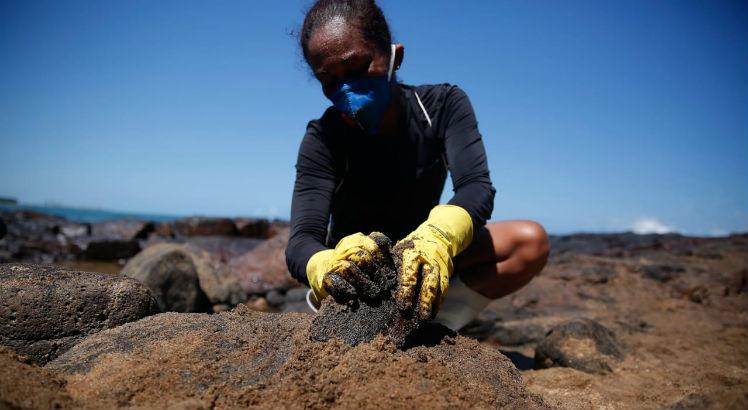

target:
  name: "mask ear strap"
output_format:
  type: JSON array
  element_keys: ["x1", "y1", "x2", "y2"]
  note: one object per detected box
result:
[{"x1": 387, "y1": 44, "x2": 396, "y2": 82}]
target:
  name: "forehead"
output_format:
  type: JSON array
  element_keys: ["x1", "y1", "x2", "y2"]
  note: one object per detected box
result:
[{"x1": 306, "y1": 17, "x2": 373, "y2": 73}]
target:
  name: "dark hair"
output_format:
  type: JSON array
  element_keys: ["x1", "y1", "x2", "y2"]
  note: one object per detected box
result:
[{"x1": 300, "y1": 0, "x2": 392, "y2": 64}]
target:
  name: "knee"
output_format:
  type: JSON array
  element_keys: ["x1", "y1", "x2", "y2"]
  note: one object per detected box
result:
[{"x1": 516, "y1": 221, "x2": 550, "y2": 271}]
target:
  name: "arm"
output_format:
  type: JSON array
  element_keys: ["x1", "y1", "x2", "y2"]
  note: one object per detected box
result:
[
  {"x1": 285, "y1": 119, "x2": 390, "y2": 301},
  {"x1": 393, "y1": 85, "x2": 495, "y2": 319},
  {"x1": 443, "y1": 86, "x2": 496, "y2": 230},
  {"x1": 285, "y1": 120, "x2": 337, "y2": 286}
]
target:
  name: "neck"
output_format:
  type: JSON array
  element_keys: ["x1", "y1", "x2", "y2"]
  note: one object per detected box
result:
[{"x1": 378, "y1": 85, "x2": 404, "y2": 137}]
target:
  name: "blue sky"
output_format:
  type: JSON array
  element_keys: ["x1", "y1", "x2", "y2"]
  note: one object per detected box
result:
[{"x1": 1, "y1": 0, "x2": 746, "y2": 235}]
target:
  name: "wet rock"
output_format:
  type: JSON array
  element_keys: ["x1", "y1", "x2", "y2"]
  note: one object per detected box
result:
[
  {"x1": 534, "y1": 318, "x2": 624, "y2": 374},
  {"x1": 229, "y1": 228, "x2": 296, "y2": 294},
  {"x1": 123, "y1": 243, "x2": 246, "y2": 313},
  {"x1": 90, "y1": 219, "x2": 154, "y2": 241},
  {"x1": 235, "y1": 217, "x2": 271, "y2": 238},
  {"x1": 46, "y1": 307, "x2": 546, "y2": 409},
  {"x1": 173, "y1": 217, "x2": 237, "y2": 237},
  {"x1": 0, "y1": 263, "x2": 159, "y2": 364},
  {"x1": 83, "y1": 239, "x2": 141, "y2": 260}
]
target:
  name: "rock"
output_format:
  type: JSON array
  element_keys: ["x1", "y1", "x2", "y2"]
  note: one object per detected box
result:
[
  {"x1": 234, "y1": 217, "x2": 271, "y2": 238},
  {"x1": 228, "y1": 228, "x2": 297, "y2": 294},
  {"x1": 0, "y1": 211, "x2": 73, "y2": 263},
  {"x1": 123, "y1": 243, "x2": 246, "y2": 313},
  {"x1": 0, "y1": 263, "x2": 159, "y2": 364},
  {"x1": 265, "y1": 289, "x2": 285, "y2": 307},
  {"x1": 0, "y1": 347, "x2": 75, "y2": 409},
  {"x1": 173, "y1": 217, "x2": 237, "y2": 237},
  {"x1": 534, "y1": 318, "x2": 625, "y2": 374},
  {"x1": 90, "y1": 219, "x2": 154, "y2": 241},
  {"x1": 56, "y1": 222, "x2": 90, "y2": 238},
  {"x1": 247, "y1": 296, "x2": 270, "y2": 311},
  {"x1": 667, "y1": 393, "x2": 712, "y2": 410},
  {"x1": 310, "y1": 233, "x2": 429, "y2": 349},
  {"x1": 154, "y1": 221, "x2": 173, "y2": 237},
  {"x1": 46, "y1": 307, "x2": 547, "y2": 409},
  {"x1": 641, "y1": 264, "x2": 684, "y2": 283},
  {"x1": 83, "y1": 239, "x2": 141, "y2": 260},
  {"x1": 0, "y1": 218, "x2": 5, "y2": 239},
  {"x1": 183, "y1": 235, "x2": 262, "y2": 262},
  {"x1": 281, "y1": 287, "x2": 313, "y2": 313}
]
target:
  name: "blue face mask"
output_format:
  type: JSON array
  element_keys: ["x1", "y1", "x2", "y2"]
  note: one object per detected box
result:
[{"x1": 328, "y1": 44, "x2": 397, "y2": 135}]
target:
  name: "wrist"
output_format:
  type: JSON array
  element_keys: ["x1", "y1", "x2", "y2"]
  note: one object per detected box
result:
[{"x1": 420, "y1": 204, "x2": 474, "y2": 257}]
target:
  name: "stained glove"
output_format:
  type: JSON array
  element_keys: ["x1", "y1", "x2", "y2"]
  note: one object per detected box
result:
[
  {"x1": 306, "y1": 232, "x2": 390, "y2": 303},
  {"x1": 394, "y1": 205, "x2": 474, "y2": 320}
]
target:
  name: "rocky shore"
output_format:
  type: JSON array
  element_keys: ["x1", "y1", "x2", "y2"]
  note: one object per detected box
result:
[{"x1": 0, "y1": 209, "x2": 747, "y2": 408}]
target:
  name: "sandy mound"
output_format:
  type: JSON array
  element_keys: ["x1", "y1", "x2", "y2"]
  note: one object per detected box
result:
[
  {"x1": 44, "y1": 306, "x2": 546, "y2": 409},
  {"x1": 0, "y1": 347, "x2": 74, "y2": 409}
]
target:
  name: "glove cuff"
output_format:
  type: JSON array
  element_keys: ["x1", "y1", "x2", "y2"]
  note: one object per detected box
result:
[
  {"x1": 306, "y1": 248, "x2": 333, "y2": 300},
  {"x1": 424, "y1": 205, "x2": 474, "y2": 257}
]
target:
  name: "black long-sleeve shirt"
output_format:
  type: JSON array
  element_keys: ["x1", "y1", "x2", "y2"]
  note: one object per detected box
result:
[{"x1": 285, "y1": 83, "x2": 496, "y2": 285}]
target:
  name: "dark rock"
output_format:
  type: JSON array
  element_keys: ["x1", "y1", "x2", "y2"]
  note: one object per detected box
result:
[
  {"x1": 0, "y1": 218, "x2": 5, "y2": 239},
  {"x1": 0, "y1": 263, "x2": 159, "y2": 364},
  {"x1": 310, "y1": 233, "x2": 430, "y2": 348},
  {"x1": 731, "y1": 269, "x2": 747, "y2": 295},
  {"x1": 667, "y1": 393, "x2": 712, "y2": 410},
  {"x1": 0, "y1": 211, "x2": 73, "y2": 263},
  {"x1": 265, "y1": 289, "x2": 285, "y2": 307},
  {"x1": 83, "y1": 239, "x2": 141, "y2": 260},
  {"x1": 491, "y1": 321, "x2": 549, "y2": 346},
  {"x1": 90, "y1": 219, "x2": 154, "y2": 241},
  {"x1": 281, "y1": 287, "x2": 313, "y2": 313},
  {"x1": 555, "y1": 263, "x2": 617, "y2": 284},
  {"x1": 173, "y1": 217, "x2": 237, "y2": 237},
  {"x1": 641, "y1": 264, "x2": 684, "y2": 282},
  {"x1": 534, "y1": 318, "x2": 625, "y2": 374},
  {"x1": 228, "y1": 228, "x2": 297, "y2": 294},
  {"x1": 123, "y1": 243, "x2": 246, "y2": 313},
  {"x1": 234, "y1": 218, "x2": 271, "y2": 238}
]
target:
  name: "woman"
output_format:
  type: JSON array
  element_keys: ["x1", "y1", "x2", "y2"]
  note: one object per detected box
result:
[{"x1": 286, "y1": 0, "x2": 549, "y2": 330}]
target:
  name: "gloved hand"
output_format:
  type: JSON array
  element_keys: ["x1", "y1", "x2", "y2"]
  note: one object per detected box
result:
[
  {"x1": 306, "y1": 232, "x2": 390, "y2": 303},
  {"x1": 394, "y1": 205, "x2": 474, "y2": 320}
]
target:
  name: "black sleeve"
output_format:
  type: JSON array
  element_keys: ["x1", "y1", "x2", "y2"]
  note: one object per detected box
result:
[
  {"x1": 285, "y1": 119, "x2": 338, "y2": 286},
  {"x1": 443, "y1": 86, "x2": 496, "y2": 228}
]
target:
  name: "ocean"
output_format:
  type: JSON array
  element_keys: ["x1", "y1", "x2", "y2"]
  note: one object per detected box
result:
[{"x1": 0, "y1": 203, "x2": 182, "y2": 223}]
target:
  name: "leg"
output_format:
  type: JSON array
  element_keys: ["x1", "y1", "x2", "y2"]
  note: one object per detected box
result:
[{"x1": 454, "y1": 220, "x2": 550, "y2": 299}]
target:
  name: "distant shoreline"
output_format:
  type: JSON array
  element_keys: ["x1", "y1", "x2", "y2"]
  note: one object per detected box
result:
[{"x1": 0, "y1": 203, "x2": 184, "y2": 224}]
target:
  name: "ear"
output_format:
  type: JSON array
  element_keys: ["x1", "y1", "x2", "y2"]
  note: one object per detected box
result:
[{"x1": 394, "y1": 43, "x2": 405, "y2": 71}]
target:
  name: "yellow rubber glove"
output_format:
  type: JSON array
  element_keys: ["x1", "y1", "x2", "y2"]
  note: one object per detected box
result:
[
  {"x1": 394, "y1": 205, "x2": 474, "y2": 320},
  {"x1": 306, "y1": 232, "x2": 388, "y2": 303}
]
